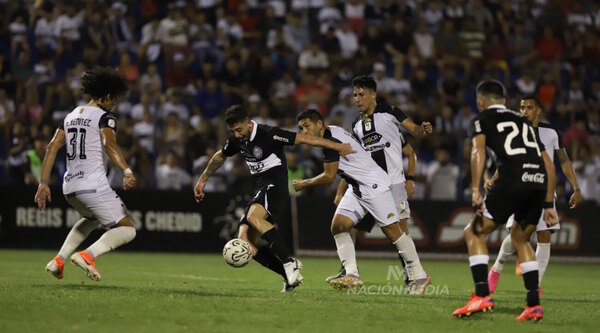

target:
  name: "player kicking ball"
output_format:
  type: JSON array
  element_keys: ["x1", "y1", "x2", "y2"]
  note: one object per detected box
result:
[
  {"x1": 452, "y1": 81, "x2": 558, "y2": 321},
  {"x1": 37, "y1": 67, "x2": 137, "y2": 281},
  {"x1": 293, "y1": 109, "x2": 426, "y2": 292},
  {"x1": 194, "y1": 105, "x2": 354, "y2": 292},
  {"x1": 487, "y1": 96, "x2": 583, "y2": 295}
]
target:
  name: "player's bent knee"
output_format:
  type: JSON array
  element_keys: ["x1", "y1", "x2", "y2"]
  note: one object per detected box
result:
[
  {"x1": 331, "y1": 215, "x2": 354, "y2": 235},
  {"x1": 116, "y1": 216, "x2": 135, "y2": 228}
]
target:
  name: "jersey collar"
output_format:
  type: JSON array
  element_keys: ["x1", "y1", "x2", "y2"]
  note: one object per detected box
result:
[
  {"x1": 249, "y1": 120, "x2": 258, "y2": 141},
  {"x1": 486, "y1": 104, "x2": 506, "y2": 110}
]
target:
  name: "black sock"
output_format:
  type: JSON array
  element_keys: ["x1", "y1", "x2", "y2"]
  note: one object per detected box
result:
[
  {"x1": 471, "y1": 264, "x2": 490, "y2": 297},
  {"x1": 253, "y1": 247, "x2": 286, "y2": 279},
  {"x1": 523, "y1": 270, "x2": 540, "y2": 307},
  {"x1": 261, "y1": 228, "x2": 293, "y2": 264}
]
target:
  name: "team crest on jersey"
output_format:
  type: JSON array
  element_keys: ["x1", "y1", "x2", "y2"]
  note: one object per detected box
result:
[
  {"x1": 362, "y1": 132, "x2": 382, "y2": 146},
  {"x1": 364, "y1": 119, "x2": 372, "y2": 131},
  {"x1": 252, "y1": 146, "x2": 263, "y2": 159}
]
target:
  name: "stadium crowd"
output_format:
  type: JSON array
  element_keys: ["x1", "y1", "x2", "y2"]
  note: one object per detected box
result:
[{"x1": 1, "y1": 0, "x2": 599, "y2": 204}]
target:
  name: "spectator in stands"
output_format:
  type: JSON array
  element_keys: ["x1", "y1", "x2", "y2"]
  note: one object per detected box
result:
[
  {"x1": 156, "y1": 150, "x2": 192, "y2": 191},
  {"x1": 426, "y1": 148, "x2": 459, "y2": 201}
]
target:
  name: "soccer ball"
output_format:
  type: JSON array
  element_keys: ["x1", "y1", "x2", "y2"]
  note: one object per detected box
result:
[{"x1": 223, "y1": 238, "x2": 252, "y2": 267}]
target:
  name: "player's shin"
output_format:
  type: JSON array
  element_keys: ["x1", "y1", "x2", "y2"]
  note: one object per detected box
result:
[
  {"x1": 57, "y1": 218, "x2": 100, "y2": 261},
  {"x1": 536, "y1": 243, "x2": 551, "y2": 284},
  {"x1": 469, "y1": 254, "x2": 490, "y2": 296},
  {"x1": 520, "y1": 260, "x2": 541, "y2": 307},
  {"x1": 85, "y1": 226, "x2": 136, "y2": 259},
  {"x1": 261, "y1": 228, "x2": 293, "y2": 264},
  {"x1": 333, "y1": 232, "x2": 358, "y2": 276},
  {"x1": 393, "y1": 233, "x2": 427, "y2": 280},
  {"x1": 492, "y1": 235, "x2": 514, "y2": 273},
  {"x1": 253, "y1": 247, "x2": 286, "y2": 279}
]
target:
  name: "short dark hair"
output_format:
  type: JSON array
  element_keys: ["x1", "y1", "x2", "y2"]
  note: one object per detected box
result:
[
  {"x1": 521, "y1": 94, "x2": 540, "y2": 108},
  {"x1": 476, "y1": 80, "x2": 505, "y2": 100},
  {"x1": 296, "y1": 108, "x2": 324, "y2": 124},
  {"x1": 224, "y1": 105, "x2": 249, "y2": 126},
  {"x1": 81, "y1": 67, "x2": 129, "y2": 100},
  {"x1": 352, "y1": 75, "x2": 377, "y2": 92}
]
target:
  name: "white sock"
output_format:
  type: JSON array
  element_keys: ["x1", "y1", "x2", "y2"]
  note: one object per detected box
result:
[
  {"x1": 536, "y1": 243, "x2": 551, "y2": 285},
  {"x1": 492, "y1": 235, "x2": 514, "y2": 272},
  {"x1": 519, "y1": 260, "x2": 539, "y2": 273},
  {"x1": 334, "y1": 232, "x2": 358, "y2": 276},
  {"x1": 86, "y1": 226, "x2": 136, "y2": 259},
  {"x1": 57, "y1": 218, "x2": 99, "y2": 261},
  {"x1": 393, "y1": 233, "x2": 427, "y2": 280}
]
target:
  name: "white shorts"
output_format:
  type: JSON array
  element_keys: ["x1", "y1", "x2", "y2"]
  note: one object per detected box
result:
[
  {"x1": 335, "y1": 189, "x2": 399, "y2": 227},
  {"x1": 65, "y1": 189, "x2": 128, "y2": 229},
  {"x1": 390, "y1": 183, "x2": 411, "y2": 220},
  {"x1": 505, "y1": 201, "x2": 560, "y2": 232}
]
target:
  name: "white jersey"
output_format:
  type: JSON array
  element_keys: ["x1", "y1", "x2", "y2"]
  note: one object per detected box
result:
[
  {"x1": 62, "y1": 105, "x2": 118, "y2": 195},
  {"x1": 537, "y1": 122, "x2": 562, "y2": 163},
  {"x1": 322, "y1": 126, "x2": 391, "y2": 199},
  {"x1": 352, "y1": 104, "x2": 408, "y2": 184}
]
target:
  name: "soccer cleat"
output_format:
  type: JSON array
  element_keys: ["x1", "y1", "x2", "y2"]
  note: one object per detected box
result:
[
  {"x1": 453, "y1": 293, "x2": 495, "y2": 318},
  {"x1": 408, "y1": 275, "x2": 431, "y2": 295},
  {"x1": 70, "y1": 251, "x2": 102, "y2": 281},
  {"x1": 281, "y1": 281, "x2": 297, "y2": 293},
  {"x1": 515, "y1": 260, "x2": 522, "y2": 275},
  {"x1": 283, "y1": 258, "x2": 303, "y2": 287},
  {"x1": 539, "y1": 287, "x2": 544, "y2": 297},
  {"x1": 515, "y1": 305, "x2": 543, "y2": 321},
  {"x1": 45, "y1": 256, "x2": 65, "y2": 279},
  {"x1": 325, "y1": 266, "x2": 346, "y2": 283},
  {"x1": 488, "y1": 268, "x2": 501, "y2": 293},
  {"x1": 329, "y1": 274, "x2": 363, "y2": 291}
]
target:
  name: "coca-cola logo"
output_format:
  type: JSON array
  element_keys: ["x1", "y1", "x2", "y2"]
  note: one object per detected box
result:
[{"x1": 521, "y1": 172, "x2": 545, "y2": 184}]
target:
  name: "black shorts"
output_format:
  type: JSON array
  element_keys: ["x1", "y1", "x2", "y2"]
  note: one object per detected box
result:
[
  {"x1": 355, "y1": 213, "x2": 376, "y2": 232},
  {"x1": 240, "y1": 183, "x2": 291, "y2": 227},
  {"x1": 484, "y1": 184, "x2": 546, "y2": 229}
]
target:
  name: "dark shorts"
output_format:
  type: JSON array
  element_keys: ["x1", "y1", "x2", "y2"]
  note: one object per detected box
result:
[
  {"x1": 355, "y1": 213, "x2": 376, "y2": 231},
  {"x1": 240, "y1": 183, "x2": 291, "y2": 227},
  {"x1": 483, "y1": 184, "x2": 546, "y2": 229}
]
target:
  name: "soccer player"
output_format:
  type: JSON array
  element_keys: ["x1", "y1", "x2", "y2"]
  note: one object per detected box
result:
[
  {"x1": 487, "y1": 95, "x2": 583, "y2": 293},
  {"x1": 325, "y1": 75, "x2": 432, "y2": 294},
  {"x1": 37, "y1": 67, "x2": 137, "y2": 282},
  {"x1": 452, "y1": 81, "x2": 558, "y2": 321},
  {"x1": 293, "y1": 109, "x2": 421, "y2": 292},
  {"x1": 194, "y1": 105, "x2": 354, "y2": 292}
]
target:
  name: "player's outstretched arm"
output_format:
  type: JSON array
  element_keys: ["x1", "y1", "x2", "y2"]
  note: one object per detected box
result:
[
  {"x1": 542, "y1": 150, "x2": 558, "y2": 226},
  {"x1": 470, "y1": 135, "x2": 486, "y2": 211},
  {"x1": 293, "y1": 161, "x2": 338, "y2": 192},
  {"x1": 294, "y1": 133, "x2": 355, "y2": 160},
  {"x1": 34, "y1": 128, "x2": 66, "y2": 210},
  {"x1": 402, "y1": 143, "x2": 417, "y2": 197},
  {"x1": 101, "y1": 128, "x2": 136, "y2": 190},
  {"x1": 194, "y1": 150, "x2": 227, "y2": 203},
  {"x1": 557, "y1": 148, "x2": 583, "y2": 208},
  {"x1": 401, "y1": 118, "x2": 433, "y2": 138}
]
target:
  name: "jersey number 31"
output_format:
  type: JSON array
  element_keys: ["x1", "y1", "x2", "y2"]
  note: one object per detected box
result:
[{"x1": 67, "y1": 128, "x2": 87, "y2": 160}]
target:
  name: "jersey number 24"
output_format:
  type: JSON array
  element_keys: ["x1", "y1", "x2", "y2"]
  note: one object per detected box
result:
[{"x1": 496, "y1": 121, "x2": 540, "y2": 156}]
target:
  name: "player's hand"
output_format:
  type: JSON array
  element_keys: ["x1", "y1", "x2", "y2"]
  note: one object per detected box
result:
[
  {"x1": 569, "y1": 189, "x2": 583, "y2": 209},
  {"x1": 123, "y1": 173, "x2": 136, "y2": 190},
  {"x1": 471, "y1": 189, "x2": 483, "y2": 214},
  {"x1": 405, "y1": 180, "x2": 415, "y2": 198},
  {"x1": 420, "y1": 122, "x2": 433, "y2": 136},
  {"x1": 292, "y1": 179, "x2": 304, "y2": 192},
  {"x1": 338, "y1": 143, "x2": 356, "y2": 161},
  {"x1": 194, "y1": 178, "x2": 206, "y2": 203},
  {"x1": 543, "y1": 208, "x2": 559, "y2": 226},
  {"x1": 34, "y1": 183, "x2": 51, "y2": 210},
  {"x1": 484, "y1": 178, "x2": 495, "y2": 192}
]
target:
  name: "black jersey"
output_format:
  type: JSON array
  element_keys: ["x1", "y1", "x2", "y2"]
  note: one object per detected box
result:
[
  {"x1": 470, "y1": 105, "x2": 546, "y2": 190},
  {"x1": 222, "y1": 121, "x2": 296, "y2": 188}
]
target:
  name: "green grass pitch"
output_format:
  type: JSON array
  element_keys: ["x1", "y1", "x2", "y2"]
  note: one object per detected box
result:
[{"x1": 0, "y1": 250, "x2": 598, "y2": 333}]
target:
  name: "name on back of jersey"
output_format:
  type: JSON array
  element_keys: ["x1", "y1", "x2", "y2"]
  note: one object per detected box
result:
[{"x1": 66, "y1": 118, "x2": 92, "y2": 127}]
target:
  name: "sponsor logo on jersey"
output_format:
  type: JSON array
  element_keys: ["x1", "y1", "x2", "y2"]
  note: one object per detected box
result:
[
  {"x1": 273, "y1": 135, "x2": 289, "y2": 143},
  {"x1": 108, "y1": 119, "x2": 116, "y2": 128},
  {"x1": 252, "y1": 146, "x2": 263, "y2": 159},
  {"x1": 521, "y1": 172, "x2": 545, "y2": 184},
  {"x1": 372, "y1": 184, "x2": 378, "y2": 189},
  {"x1": 64, "y1": 171, "x2": 85, "y2": 182},
  {"x1": 522, "y1": 163, "x2": 540, "y2": 169},
  {"x1": 249, "y1": 162, "x2": 265, "y2": 173},
  {"x1": 362, "y1": 132, "x2": 383, "y2": 146}
]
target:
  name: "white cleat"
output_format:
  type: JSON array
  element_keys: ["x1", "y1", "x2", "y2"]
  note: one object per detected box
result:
[
  {"x1": 45, "y1": 256, "x2": 64, "y2": 280},
  {"x1": 283, "y1": 258, "x2": 303, "y2": 287},
  {"x1": 70, "y1": 251, "x2": 102, "y2": 281}
]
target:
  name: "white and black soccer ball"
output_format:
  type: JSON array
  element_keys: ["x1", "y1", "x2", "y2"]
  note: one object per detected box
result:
[{"x1": 223, "y1": 238, "x2": 252, "y2": 267}]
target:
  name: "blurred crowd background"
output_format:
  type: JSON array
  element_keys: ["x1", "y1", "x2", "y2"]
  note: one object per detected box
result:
[{"x1": 1, "y1": 0, "x2": 599, "y2": 204}]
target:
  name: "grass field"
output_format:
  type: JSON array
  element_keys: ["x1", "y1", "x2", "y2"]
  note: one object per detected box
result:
[{"x1": 0, "y1": 250, "x2": 598, "y2": 333}]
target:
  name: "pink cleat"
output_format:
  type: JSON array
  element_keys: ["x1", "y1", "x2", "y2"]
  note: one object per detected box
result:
[{"x1": 488, "y1": 268, "x2": 501, "y2": 293}]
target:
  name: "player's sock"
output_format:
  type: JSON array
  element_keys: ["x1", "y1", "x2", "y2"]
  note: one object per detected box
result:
[
  {"x1": 261, "y1": 228, "x2": 293, "y2": 264},
  {"x1": 535, "y1": 243, "x2": 551, "y2": 284},
  {"x1": 253, "y1": 247, "x2": 286, "y2": 279},
  {"x1": 57, "y1": 218, "x2": 99, "y2": 261},
  {"x1": 492, "y1": 235, "x2": 514, "y2": 273},
  {"x1": 334, "y1": 232, "x2": 358, "y2": 276},
  {"x1": 469, "y1": 254, "x2": 490, "y2": 297},
  {"x1": 520, "y1": 261, "x2": 540, "y2": 307},
  {"x1": 393, "y1": 233, "x2": 427, "y2": 280},
  {"x1": 85, "y1": 226, "x2": 136, "y2": 258},
  {"x1": 398, "y1": 253, "x2": 410, "y2": 285}
]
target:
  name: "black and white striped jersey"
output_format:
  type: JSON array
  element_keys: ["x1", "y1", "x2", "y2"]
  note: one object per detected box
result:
[
  {"x1": 221, "y1": 121, "x2": 296, "y2": 188},
  {"x1": 321, "y1": 126, "x2": 390, "y2": 199},
  {"x1": 537, "y1": 122, "x2": 563, "y2": 162},
  {"x1": 351, "y1": 103, "x2": 408, "y2": 184}
]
